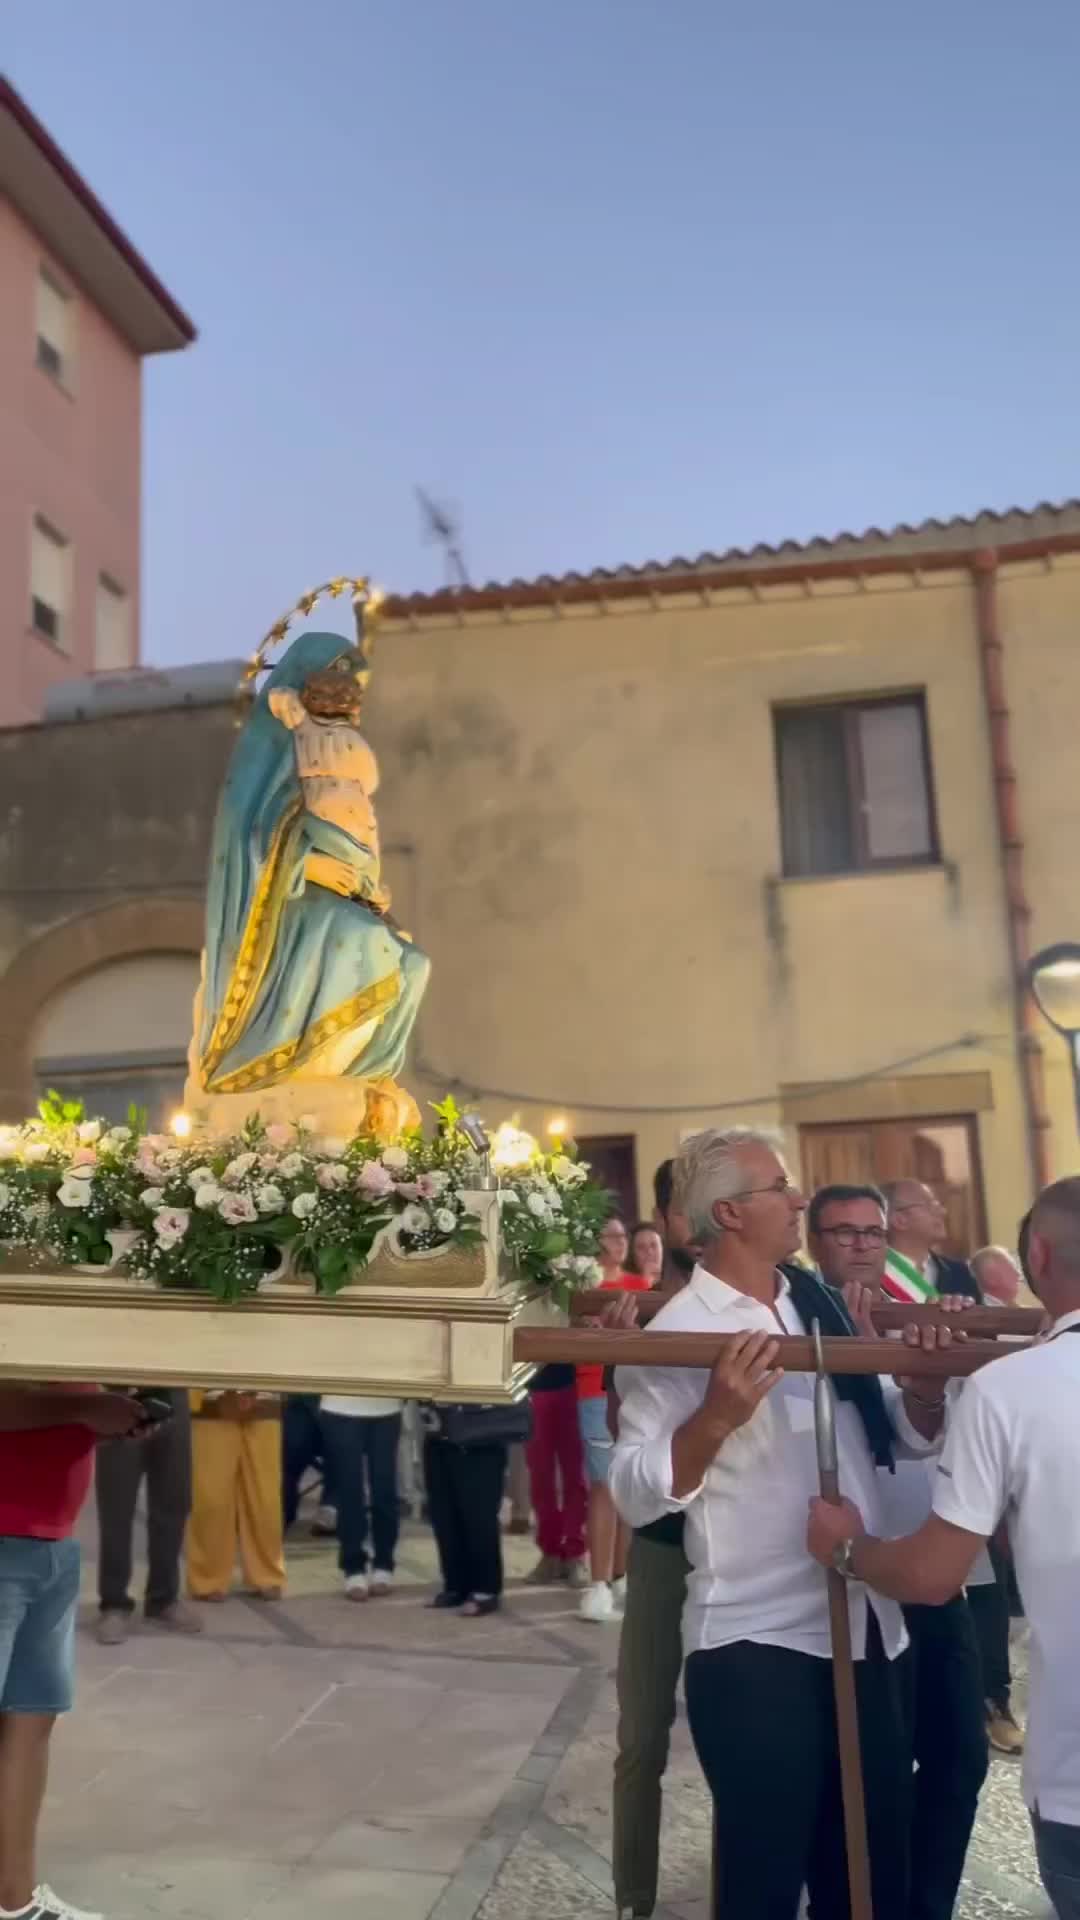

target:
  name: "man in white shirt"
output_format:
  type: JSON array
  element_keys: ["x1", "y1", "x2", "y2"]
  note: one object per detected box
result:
[
  {"x1": 808, "y1": 1183, "x2": 988, "y2": 1920},
  {"x1": 807, "y1": 1175, "x2": 1080, "y2": 1920},
  {"x1": 611, "y1": 1127, "x2": 950, "y2": 1920}
]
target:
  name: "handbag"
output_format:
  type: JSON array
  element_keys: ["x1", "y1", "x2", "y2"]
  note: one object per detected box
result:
[{"x1": 438, "y1": 1399, "x2": 532, "y2": 1449}]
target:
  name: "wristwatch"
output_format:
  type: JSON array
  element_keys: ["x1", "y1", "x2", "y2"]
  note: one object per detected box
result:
[{"x1": 831, "y1": 1538, "x2": 860, "y2": 1579}]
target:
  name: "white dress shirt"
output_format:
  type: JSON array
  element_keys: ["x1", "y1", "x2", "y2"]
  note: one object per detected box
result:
[
  {"x1": 611, "y1": 1264, "x2": 937, "y2": 1661},
  {"x1": 932, "y1": 1305, "x2": 1080, "y2": 1822}
]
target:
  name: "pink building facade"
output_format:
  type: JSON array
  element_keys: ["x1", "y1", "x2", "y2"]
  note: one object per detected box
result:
[{"x1": 0, "y1": 80, "x2": 194, "y2": 724}]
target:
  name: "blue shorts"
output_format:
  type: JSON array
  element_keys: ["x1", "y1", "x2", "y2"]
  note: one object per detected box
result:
[
  {"x1": 0, "y1": 1537, "x2": 80, "y2": 1714},
  {"x1": 578, "y1": 1396, "x2": 614, "y2": 1485}
]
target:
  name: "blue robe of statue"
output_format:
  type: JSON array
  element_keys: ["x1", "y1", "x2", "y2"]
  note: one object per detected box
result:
[{"x1": 195, "y1": 632, "x2": 429, "y2": 1097}]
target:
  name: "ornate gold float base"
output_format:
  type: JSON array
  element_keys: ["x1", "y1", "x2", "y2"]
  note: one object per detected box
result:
[
  {"x1": 0, "y1": 1191, "x2": 561, "y2": 1399},
  {"x1": 0, "y1": 1276, "x2": 560, "y2": 1400}
]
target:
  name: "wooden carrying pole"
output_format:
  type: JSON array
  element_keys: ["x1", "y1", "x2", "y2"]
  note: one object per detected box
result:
[
  {"x1": 514, "y1": 1327, "x2": 1013, "y2": 1377},
  {"x1": 812, "y1": 1320, "x2": 873, "y2": 1920},
  {"x1": 568, "y1": 1293, "x2": 1043, "y2": 1339}
]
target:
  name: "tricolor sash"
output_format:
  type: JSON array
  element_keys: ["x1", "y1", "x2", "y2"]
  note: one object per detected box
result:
[{"x1": 882, "y1": 1248, "x2": 939, "y2": 1303}]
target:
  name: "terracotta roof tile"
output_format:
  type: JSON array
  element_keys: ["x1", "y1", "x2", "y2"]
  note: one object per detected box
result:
[{"x1": 384, "y1": 499, "x2": 1080, "y2": 620}]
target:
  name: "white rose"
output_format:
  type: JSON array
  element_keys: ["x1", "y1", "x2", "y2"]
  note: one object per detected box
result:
[
  {"x1": 57, "y1": 1179, "x2": 92, "y2": 1208},
  {"x1": 223, "y1": 1152, "x2": 257, "y2": 1184},
  {"x1": 77, "y1": 1120, "x2": 103, "y2": 1144},
  {"x1": 278, "y1": 1153, "x2": 305, "y2": 1179},
  {"x1": 194, "y1": 1183, "x2": 223, "y2": 1211},
  {"x1": 106, "y1": 1126, "x2": 132, "y2": 1146},
  {"x1": 140, "y1": 1186, "x2": 166, "y2": 1208},
  {"x1": 254, "y1": 1183, "x2": 285, "y2": 1215},
  {"x1": 315, "y1": 1136, "x2": 347, "y2": 1160},
  {"x1": 153, "y1": 1206, "x2": 191, "y2": 1248},
  {"x1": 381, "y1": 1146, "x2": 409, "y2": 1173},
  {"x1": 218, "y1": 1191, "x2": 258, "y2": 1226},
  {"x1": 291, "y1": 1191, "x2": 318, "y2": 1220},
  {"x1": 526, "y1": 1192, "x2": 548, "y2": 1218},
  {"x1": 574, "y1": 1255, "x2": 601, "y2": 1280},
  {"x1": 433, "y1": 1207, "x2": 457, "y2": 1234},
  {"x1": 316, "y1": 1162, "x2": 348, "y2": 1190},
  {"x1": 552, "y1": 1253, "x2": 574, "y2": 1272},
  {"x1": 23, "y1": 1143, "x2": 50, "y2": 1164},
  {"x1": 189, "y1": 1165, "x2": 216, "y2": 1187},
  {"x1": 400, "y1": 1203, "x2": 429, "y2": 1234},
  {"x1": 0, "y1": 1126, "x2": 18, "y2": 1157}
]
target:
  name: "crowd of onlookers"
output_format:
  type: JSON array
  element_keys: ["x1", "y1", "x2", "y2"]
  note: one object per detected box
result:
[{"x1": 7, "y1": 1144, "x2": 1075, "y2": 1920}]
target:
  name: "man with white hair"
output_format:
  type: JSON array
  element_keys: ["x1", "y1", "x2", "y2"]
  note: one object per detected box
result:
[
  {"x1": 610, "y1": 1127, "x2": 951, "y2": 1920},
  {"x1": 970, "y1": 1245, "x2": 1023, "y2": 1308},
  {"x1": 808, "y1": 1176, "x2": 1080, "y2": 1920}
]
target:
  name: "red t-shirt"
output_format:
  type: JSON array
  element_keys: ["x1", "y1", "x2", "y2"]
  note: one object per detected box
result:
[
  {"x1": 0, "y1": 1392, "x2": 98, "y2": 1540},
  {"x1": 577, "y1": 1273, "x2": 653, "y2": 1402}
]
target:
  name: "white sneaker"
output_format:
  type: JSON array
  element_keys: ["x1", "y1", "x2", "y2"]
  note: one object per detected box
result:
[
  {"x1": 344, "y1": 1574, "x2": 370, "y2": 1602},
  {"x1": 611, "y1": 1575, "x2": 627, "y2": 1607},
  {"x1": 33, "y1": 1888, "x2": 104, "y2": 1920},
  {"x1": 370, "y1": 1569, "x2": 393, "y2": 1595},
  {"x1": 579, "y1": 1581, "x2": 615, "y2": 1623}
]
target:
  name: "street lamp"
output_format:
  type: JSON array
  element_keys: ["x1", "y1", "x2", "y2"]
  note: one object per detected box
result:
[{"x1": 1026, "y1": 942, "x2": 1080, "y2": 1137}]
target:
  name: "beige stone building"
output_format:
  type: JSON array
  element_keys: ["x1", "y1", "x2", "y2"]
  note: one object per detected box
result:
[{"x1": 4, "y1": 503, "x2": 1080, "y2": 1247}]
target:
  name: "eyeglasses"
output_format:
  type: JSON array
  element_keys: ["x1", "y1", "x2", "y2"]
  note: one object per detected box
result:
[
  {"x1": 817, "y1": 1224, "x2": 887, "y2": 1248},
  {"x1": 731, "y1": 1176, "x2": 798, "y2": 1200}
]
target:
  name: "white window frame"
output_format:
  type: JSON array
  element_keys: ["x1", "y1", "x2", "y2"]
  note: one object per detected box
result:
[
  {"x1": 95, "y1": 572, "x2": 132, "y2": 671},
  {"x1": 30, "y1": 515, "x2": 72, "y2": 653},
  {"x1": 35, "y1": 268, "x2": 75, "y2": 389}
]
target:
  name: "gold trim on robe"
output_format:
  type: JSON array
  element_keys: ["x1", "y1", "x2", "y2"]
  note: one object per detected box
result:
[
  {"x1": 205, "y1": 972, "x2": 401, "y2": 1095},
  {"x1": 200, "y1": 798, "x2": 305, "y2": 1087}
]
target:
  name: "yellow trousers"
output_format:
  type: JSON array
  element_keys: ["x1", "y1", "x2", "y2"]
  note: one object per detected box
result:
[{"x1": 186, "y1": 1417, "x2": 286, "y2": 1597}]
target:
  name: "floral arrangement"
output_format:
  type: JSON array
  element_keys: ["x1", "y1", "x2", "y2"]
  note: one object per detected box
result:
[{"x1": 0, "y1": 1093, "x2": 607, "y2": 1305}]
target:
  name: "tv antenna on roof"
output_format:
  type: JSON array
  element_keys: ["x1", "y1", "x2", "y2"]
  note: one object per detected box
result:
[{"x1": 415, "y1": 486, "x2": 470, "y2": 591}]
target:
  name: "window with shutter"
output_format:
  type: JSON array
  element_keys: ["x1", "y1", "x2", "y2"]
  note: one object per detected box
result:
[
  {"x1": 95, "y1": 575, "x2": 131, "y2": 670},
  {"x1": 36, "y1": 270, "x2": 73, "y2": 384},
  {"x1": 774, "y1": 694, "x2": 938, "y2": 878},
  {"x1": 30, "y1": 518, "x2": 72, "y2": 650}
]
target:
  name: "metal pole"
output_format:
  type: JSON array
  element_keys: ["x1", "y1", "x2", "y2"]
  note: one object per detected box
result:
[{"x1": 812, "y1": 1320, "x2": 874, "y2": 1920}]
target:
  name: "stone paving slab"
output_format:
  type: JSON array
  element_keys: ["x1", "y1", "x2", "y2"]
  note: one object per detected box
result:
[{"x1": 46, "y1": 1510, "x2": 1048, "y2": 1919}]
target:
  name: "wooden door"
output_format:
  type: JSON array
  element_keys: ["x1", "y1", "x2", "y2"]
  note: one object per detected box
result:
[
  {"x1": 799, "y1": 1114, "x2": 985, "y2": 1255},
  {"x1": 577, "y1": 1134, "x2": 639, "y2": 1227}
]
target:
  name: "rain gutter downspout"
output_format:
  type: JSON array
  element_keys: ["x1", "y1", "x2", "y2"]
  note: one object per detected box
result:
[{"x1": 971, "y1": 548, "x2": 1052, "y2": 1192}]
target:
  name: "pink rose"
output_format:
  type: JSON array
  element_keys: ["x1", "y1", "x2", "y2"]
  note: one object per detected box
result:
[
  {"x1": 265, "y1": 1123, "x2": 295, "y2": 1150},
  {"x1": 357, "y1": 1160, "x2": 393, "y2": 1199},
  {"x1": 70, "y1": 1147, "x2": 98, "y2": 1168}
]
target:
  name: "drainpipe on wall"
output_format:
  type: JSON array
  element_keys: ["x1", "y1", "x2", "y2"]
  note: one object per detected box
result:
[{"x1": 971, "y1": 548, "x2": 1053, "y2": 1193}]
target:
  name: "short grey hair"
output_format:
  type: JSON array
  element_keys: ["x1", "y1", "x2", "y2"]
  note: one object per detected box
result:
[{"x1": 674, "y1": 1126, "x2": 786, "y2": 1244}]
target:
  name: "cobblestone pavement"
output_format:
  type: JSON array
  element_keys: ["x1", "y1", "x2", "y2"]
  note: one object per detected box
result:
[{"x1": 45, "y1": 1509, "x2": 1049, "y2": 1919}]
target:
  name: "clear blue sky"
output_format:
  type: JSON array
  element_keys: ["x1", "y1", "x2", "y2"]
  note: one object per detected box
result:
[{"x1": 8, "y1": 1, "x2": 1080, "y2": 666}]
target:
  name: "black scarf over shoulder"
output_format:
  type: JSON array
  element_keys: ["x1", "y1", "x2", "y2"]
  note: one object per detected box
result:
[{"x1": 779, "y1": 1263, "x2": 895, "y2": 1471}]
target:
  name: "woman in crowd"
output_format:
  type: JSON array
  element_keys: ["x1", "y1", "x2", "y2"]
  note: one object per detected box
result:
[
  {"x1": 187, "y1": 1389, "x2": 286, "y2": 1600},
  {"x1": 577, "y1": 1217, "x2": 652, "y2": 1623},
  {"x1": 423, "y1": 1402, "x2": 529, "y2": 1617}
]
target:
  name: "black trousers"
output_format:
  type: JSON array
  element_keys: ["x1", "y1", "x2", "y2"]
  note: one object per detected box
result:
[
  {"x1": 685, "y1": 1617, "x2": 912, "y2": 1920},
  {"x1": 423, "y1": 1437, "x2": 506, "y2": 1600},
  {"x1": 903, "y1": 1597, "x2": 989, "y2": 1920},
  {"x1": 281, "y1": 1395, "x2": 337, "y2": 1527},
  {"x1": 967, "y1": 1540, "x2": 1013, "y2": 1708},
  {"x1": 319, "y1": 1411, "x2": 402, "y2": 1577},
  {"x1": 95, "y1": 1390, "x2": 191, "y2": 1614}
]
